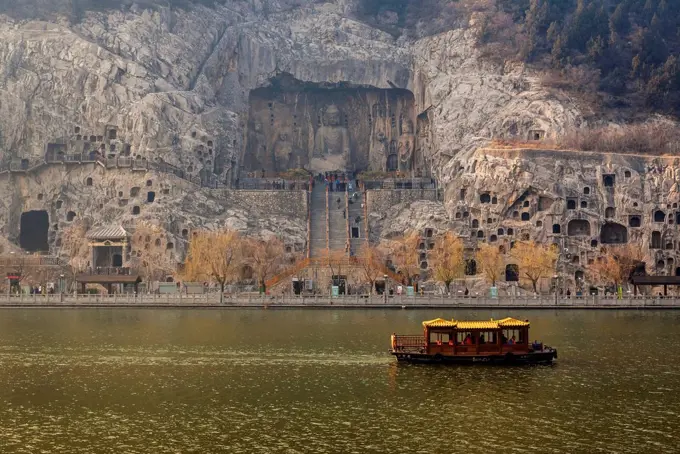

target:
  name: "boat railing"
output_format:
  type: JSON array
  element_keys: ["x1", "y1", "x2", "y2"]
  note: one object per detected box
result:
[{"x1": 391, "y1": 335, "x2": 426, "y2": 353}]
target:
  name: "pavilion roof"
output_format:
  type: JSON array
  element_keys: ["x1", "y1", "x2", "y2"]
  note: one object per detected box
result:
[
  {"x1": 422, "y1": 317, "x2": 530, "y2": 330},
  {"x1": 86, "y1": 225, "x2": 129, "y2": 240}
]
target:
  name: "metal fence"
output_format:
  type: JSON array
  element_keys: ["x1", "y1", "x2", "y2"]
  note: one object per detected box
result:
[{"x1": 1, "y1": 294, "x2": 680, "y2": 308}]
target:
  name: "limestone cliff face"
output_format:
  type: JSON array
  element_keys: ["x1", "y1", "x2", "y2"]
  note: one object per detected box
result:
[
  {"x1": 0, "y1": 0, "x2": 608, "y2": 281},
  {"x1": 0, "y1": 1, "x2": 581, "y2": 174}
]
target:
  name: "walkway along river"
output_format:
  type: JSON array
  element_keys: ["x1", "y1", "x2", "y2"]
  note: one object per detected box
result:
[
  {"x1": 2, "y1": 294, "x2": 680, "y2": 309},
  {"x1": 0, "y1": 308, "x2": 678, "y2": 453}
]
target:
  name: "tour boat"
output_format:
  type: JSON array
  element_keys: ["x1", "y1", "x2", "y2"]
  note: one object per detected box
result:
[{"x1": 390, "y1": 317, "x2": 557, "y2": 364}]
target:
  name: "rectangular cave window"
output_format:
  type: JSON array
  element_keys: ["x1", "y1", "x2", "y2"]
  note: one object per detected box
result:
[
  {"x1": 20, "y1": 211, "x2": 49, "y2": 253},
  {"x1": 603, "y1": 174, "x2": 615, "y2": 187},
  {"x1": 147, "y1": 191, "x2": 155, "y2": 203},
  {"x1": 351, "y1": 227, "x2": 359, "y2": 238}
]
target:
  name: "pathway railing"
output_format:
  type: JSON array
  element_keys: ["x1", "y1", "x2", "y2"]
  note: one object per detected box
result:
[{"x1": 2, "y1": 294, "x2": 680, "y2": 308}]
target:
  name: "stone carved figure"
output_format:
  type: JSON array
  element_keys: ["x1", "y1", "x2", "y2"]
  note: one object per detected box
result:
[
  {"x1": 313, "y1": 104, "x2": 351, "y2": 169},
  {"x1": 370, "y1": 131, "x2": 388, "y2": 171},
  {"x1": 398, "y1": 118, "x2": 415, "y2": 172},
  {"x1": 273, "y1": 132, "x2": 293, "y2": 171}
]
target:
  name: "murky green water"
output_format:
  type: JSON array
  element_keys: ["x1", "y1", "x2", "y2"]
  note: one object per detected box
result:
[{"x1": 0, "y1": 309, "x2": 679, "y2": 453}]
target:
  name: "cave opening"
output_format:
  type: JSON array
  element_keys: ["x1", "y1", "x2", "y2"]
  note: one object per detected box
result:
[
  {"x1": 19, "y1": 210, "x2": 49, "y2": 253},
  {"x1": 244, "y1": 74, "x2": 419, "y2": 174},
  {"x1": 600, "y1": 222, "x2": 628, "y2": 244}
]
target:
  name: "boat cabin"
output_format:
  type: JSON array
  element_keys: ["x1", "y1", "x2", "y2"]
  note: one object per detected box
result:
[{"x1": 390, "y1": 317, "x2": 556, "y2": 364}]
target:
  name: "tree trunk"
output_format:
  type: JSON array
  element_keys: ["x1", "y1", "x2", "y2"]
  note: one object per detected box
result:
[
  {"x1": 445, "y1": 281, "x2": 451, "y2": 294},
  {"x1": 531, "y1": 279, "x2": 538, "y2": 294},
  {"x1": 220, "y1": 281, "x2": 225, "y2": 304}
]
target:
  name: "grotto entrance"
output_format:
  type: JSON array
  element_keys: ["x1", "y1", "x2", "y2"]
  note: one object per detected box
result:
[
  {"x1": 243, "y1": 75, "x2": 421, "y2": 175},
  {"x1": 19, "y1": 210, "x2": 49, "y2": 253}
]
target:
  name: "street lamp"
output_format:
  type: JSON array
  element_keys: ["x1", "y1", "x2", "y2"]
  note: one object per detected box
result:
[
  {"x1": 383, "y1": 274, "x2": 388, "y2": 304},
  {"x1": 553, "y1": 274, "x2": 559, "y2": 305}
]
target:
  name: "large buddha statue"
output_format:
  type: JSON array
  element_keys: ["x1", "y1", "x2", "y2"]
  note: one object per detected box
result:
[{"x1": 313, "y1": 104, "x2": 350, "y2": 169}]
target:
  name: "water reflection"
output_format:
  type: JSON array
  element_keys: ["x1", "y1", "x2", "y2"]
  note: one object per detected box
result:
[{"x1": 0, "y1": 309, "x2": 678, "y2": 453}]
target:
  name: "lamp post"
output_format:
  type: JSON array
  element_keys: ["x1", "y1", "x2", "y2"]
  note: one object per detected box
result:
[
  {"x1": 383, "y1": 274, "x2": 388, "y2": 304},
  {"x1": 553, "y1": 274, "x2": 559, "y2": 305}
]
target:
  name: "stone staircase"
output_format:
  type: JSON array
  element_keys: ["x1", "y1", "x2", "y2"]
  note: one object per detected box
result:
[
  {"x1": 328, "y1": 190, "x2": 348, "y2": 253},
  {"x1": 347, "y1": 190, "x2": 365, "y2": 256},
  {"x1": 309, "y1": 184, "x2": 328, "y2": 257}
]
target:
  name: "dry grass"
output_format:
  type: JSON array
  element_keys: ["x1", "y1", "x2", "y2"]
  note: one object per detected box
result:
[
  {"x1": 557, "y1": 123, "x2": 680, "y2": 155},
  {"x1": 489, "y1": 139, "x2": 556, "y2": 150},
  {"x1": 489, "y1": 122, "x2": 680, "y2": 155}
]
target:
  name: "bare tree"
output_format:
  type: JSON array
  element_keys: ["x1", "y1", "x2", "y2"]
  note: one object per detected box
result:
[
  {"x1": 511, "y1": 241, "x2": 558, "y2": 294},
  {"x1": 130, "y1": 224, "x2": 177, "y2": 287},
  {"x1": 243, "y1": 235, "x2": 286, "y2": 293},
  {"x1": 476, "y1": 243, "x2": 505, "y2": 287},
  {"x1": 430, "y1": 232, "x2": 465, "y2": 293},
  {"x1": 183, "y1": 229, "x2": 244, "y2": 302},
  {"x1": 589, "y1": 244, "x2": 645, "y2": 292},
  {"x1": 389, "y1": 232, "x2": 421, "y2": 286},
  {"x1": 356, "y1": 243, "x2": 387, "y2": 294}
]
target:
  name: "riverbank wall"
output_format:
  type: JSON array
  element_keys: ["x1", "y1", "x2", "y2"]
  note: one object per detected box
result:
[{"x1": 1, "y1": 295, "x2": 679, "y2": 309}]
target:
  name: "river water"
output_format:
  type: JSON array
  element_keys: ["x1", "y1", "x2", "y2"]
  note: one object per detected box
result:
[{"x1": 0, "y1": 309, "x2": 678, "y2": 453}]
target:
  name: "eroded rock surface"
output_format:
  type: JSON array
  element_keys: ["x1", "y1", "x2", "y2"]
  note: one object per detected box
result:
[{"x1": 3, "y1": 0, "x2": 668, "y2": 291}]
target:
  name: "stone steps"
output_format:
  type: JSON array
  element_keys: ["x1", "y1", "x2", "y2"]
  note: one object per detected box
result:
[
  {"x1": 347, "y1": 191, "x2": 364, "y2": 256},
  {"x1": 308, "y1": 184, "x2": 329, "y2": 257},
  {"x1": 328, "y1": 191, "x2": 348, "y2": 252}
]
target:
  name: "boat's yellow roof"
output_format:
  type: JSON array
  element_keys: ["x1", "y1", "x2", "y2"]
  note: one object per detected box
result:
[
  {"x1": 421, "y1": 318, "x2": 458, "y2": 328},
  {"x1": 422, "y1": 317, "x2": 530, "y2": 329}
]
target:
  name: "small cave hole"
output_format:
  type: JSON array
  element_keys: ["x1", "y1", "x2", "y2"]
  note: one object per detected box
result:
[{"x1": 654, "y1": 210, "x2": 665, "y2": 223}]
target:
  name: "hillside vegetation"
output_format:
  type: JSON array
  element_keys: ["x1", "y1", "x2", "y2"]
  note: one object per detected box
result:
[{"x1": 358, "y1": 0, "x2": 680, "y2": 115}]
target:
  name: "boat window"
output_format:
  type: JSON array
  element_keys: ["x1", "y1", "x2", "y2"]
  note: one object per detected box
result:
[
  {"x1": 456, "y1": 332, "x2": 475, "y2": 345},
  {"x1": 479, "y1": 331, "x2": 496, "y2": 344},
  {"x1": 502, "y1": 329, "x2": 525, "y2": 344},
  {"x1": 429, "y1": 332, "x2": 450, "y2": 343}
]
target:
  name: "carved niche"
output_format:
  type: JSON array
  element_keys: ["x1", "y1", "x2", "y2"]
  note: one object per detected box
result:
[{"x1": 243, "y1": 79, "x2": 416, "y2": 173}]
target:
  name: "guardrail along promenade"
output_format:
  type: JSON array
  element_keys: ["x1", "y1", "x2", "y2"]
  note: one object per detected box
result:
[{"x1": 1, "y1": 295, "x2": 680, "y2": 309}]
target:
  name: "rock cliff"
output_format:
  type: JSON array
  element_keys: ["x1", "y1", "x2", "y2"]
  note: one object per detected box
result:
[{"x1": 3, "y1": 0, "x2": 670, "y2": 291}]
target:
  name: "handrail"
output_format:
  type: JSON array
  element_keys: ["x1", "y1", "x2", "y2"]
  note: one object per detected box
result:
[
  {"x1": 264, "y1": 258, "x2": 311, "y2": 288},
  {"x1": 306, "y1": 187, "x2": 312, "y2": 259},
  {"x1": 325, "y1": 184, "x2": 330, "y2": 255},
  {"x1": 345, "y1": 187, "x2": 351, "y2": 257},
  {"x1": 362, "y1": 190, "x2": 370, "y2": 251},
  {"x1": 0, "y1": 256, "x2": 65, "y2": 266}
]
